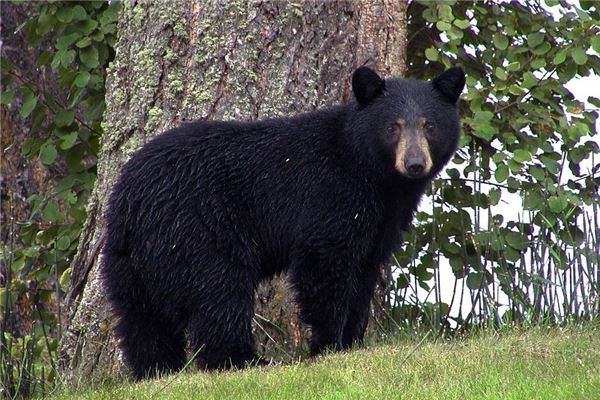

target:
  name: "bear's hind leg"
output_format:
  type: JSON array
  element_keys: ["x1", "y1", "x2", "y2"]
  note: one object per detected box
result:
[{"x1": 115, "y1": 307, "x2": 186, "y2": 380}]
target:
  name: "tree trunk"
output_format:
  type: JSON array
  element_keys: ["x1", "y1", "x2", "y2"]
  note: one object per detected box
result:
[{"x1": 59, "y1": 0, "x2": 407, "y2": 384}]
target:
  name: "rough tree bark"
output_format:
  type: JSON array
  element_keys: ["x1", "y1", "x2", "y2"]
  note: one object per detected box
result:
[{"x1": 59, "y1": 0, "x2": 407, "y2": 385}]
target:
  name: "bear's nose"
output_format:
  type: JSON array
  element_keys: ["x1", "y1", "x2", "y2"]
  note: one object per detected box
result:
[{"x1": 406, "y1": 157, "x2": 425, "y2": 178}]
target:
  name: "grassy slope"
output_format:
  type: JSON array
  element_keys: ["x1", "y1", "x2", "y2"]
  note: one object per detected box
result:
[{"x1": 49, "y1": 327, "x2": 600, "y2": 400}]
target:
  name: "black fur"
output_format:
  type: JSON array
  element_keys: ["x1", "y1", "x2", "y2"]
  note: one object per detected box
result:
[
  {"x1": 352, "y1": 66, "x2": 385, "y2": 105},
  {"x1": 432, "y1": 67, "x2": 465, "y2": 104},
  {"x1": 101, "y1": 67, "x2": 465, "y2": 380}
]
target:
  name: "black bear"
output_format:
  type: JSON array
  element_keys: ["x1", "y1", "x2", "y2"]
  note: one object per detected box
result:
[{"x1": 101, "y1": 66, "x2": 465, "y2": 380}]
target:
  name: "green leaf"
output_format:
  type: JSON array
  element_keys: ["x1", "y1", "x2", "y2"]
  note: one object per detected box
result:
[
  {"x1": 12, "y1": 257, "x2": 25, "y2": 272},
  {"x1": 20, "y1": 92, "x2": 38, "y2": 118},
  {"x1": 55, "y1": 175, "x2": 76, "y2": 193},
  {"x1": 453, "y1": 19, "x2": 470, "y2": 30},
  {"x1": 43, "y1": 202, "x2": 59, "y2": 222},
  {"x1": 580, "y1": 0, "x2": 595, "y2": 9},
  {"x1": 59, "y1": 49, "x2": 76, "y2": 67},
  {"x1": 447, "y1": 26, "x2": 464, "y2": 40},
  {"x1": 75, "y1": 37, "x2": 92, "y2": 48},
  {"x1": 507, "y1": 159, "x2": 521, "y2": 173},
  {"x1": 530, "y1": 58, "x2": 546, "y2": 70},
  {"x1": 37, "y1": 12, "x2": 55, "y2": 35},
  {"x1": 466, "y1": 272, "x2": 485, "y2": 290},
  {"x1": 74, "y1": 19, "x2": 99, "y2": 36},
  {"x1": 523, "y1": 189, "x2": 543, "y2": 210},
  {"x1": 529, "y1": 165, "x2": 546, "y2": 182},
  {"x1": 471, "y1": 112, "x2": 495, "y2": 139},
  {"x1": 505, "y1": 231, "x2": 527, "y2": 250},
  {"x1": 79, "y1": 46, "x2": 99, "y2": 68},
  {"x1": 592, "y1": 36, "x2": 600, "y2": 54},
  {"x1": 474, "y1": 111, "x2": 493, "y2": 122},
  {"x1": 495, "y1": 163, "x2": 509, "y2": 183},
  {"x1": 21, "y1": 138, "x2": 42, "y2": 158},
  {"x1": 37, "y1": 50, "x2": 52, "y2": 67},
  {"x1": 553, "y1": 49, "x2": 567, "y2": 65},
  {"x1": 56, "y1": 235, "x2": 71, "y2": 251},
  {"x1": 22, "y1": 245, "x2": 40, "y2": 258},
  {"x1": 438, "y1": 4, "x2": 453, "y2": 21},
  {"x1": 472, "y1": 125, "x2": 496, "y2": 141},
  {"x1": 31, "y1": 103, "x2": 47, "y2": 133},
  {"x1": 436, "y1": 21, "x2": 452, "y2": 32},
  {"x1": 68, "y1": 87, "x2": 86, "y2": 109},
  {"x1": 63, "y1": 190, "x2": 78, "y2": 204},
  {"x1": 0, "y1": 90, "x2": 15, "y2": 105},
  {"x1": 566, "y1": 100, "x2": 585, "y2": 114},
  {"x1": 539, "y1": 154, "x2": 560, "y2": 175},
  {"x1": 65, "y1": 143, "x2": 86, "y2": 171},
  {"x1": 492, "y1": 153, "x2": 506, "y2": 163},
  {"x1": 425, "y1": 47, "x2": 439, "y2": 61},
  {"x1": 493, "y1": 34, "x2": 509, "y2": 50},
  {"x1": 522, "y1": 72, "x2": 537, "y2": 89},
  {"x1": 39, "y1": 143, "x2": 58, "y2": 165},
  {"x1": 504, "y1": 246, "x2": 521, "y2": 262},
  {"x1": 508, "y1": 84, "x2": 524, "y2": 96},
  {"x1": 60, "y1": 131, "x2": 79, "y2": 150},
  {"x1": 51, "y1": 52, "x2": 61, "y2": 70},
  {"x1": 507, "y1": 61, "x2": 520, "y2": 71},
  {"x1": 74, "y1": 71, "x2": 91, "y2": 88},
  {"x1": 588, "y1": 96, "x2": 600, "y2": 108},
  {"x1": 60, "y1": 268, "x2": 71, "y2": 288},
  {"x1": 495, "y1": 67, "x2": 508, "y2": 81},
  {"x1": 548, "y1": 195, "x2": 568, "y2": 213},
  {"x1": 55, "y1": 110, "x2": 75, "y2": 127},
  {"x1": 83, "y1": 95, "x2": 105, "y2": 120},
  {"x1": 56, "y1": 6, "x2": 74, "y2": 23},
  {"x1": 531, "y1": 43, "x2": 551, "y2": 56},
  {"x1": 527, "y1": 33, "x2": 544, "y2": 48},
  {"x1": 56, "y1": 32, "x2": 80, "y2": 49},
  {"x1": 91, "y1": 30, "x2": 105, "y2": 42},
  {"x1": 72, "y1": 5, "x2": 88, "y2": 21},
  {"x1": 443, "y1": 241, "x2": 461, "y2": 255},
  {"x1": 571, "y1": 47, "x2": 588, "y2": 65},
  {"x1": 489, "y1": 187, "x2": 501, "y2": 205},
  {"x1": 513, "y1": 149, "x2": 532, "y2": 163}
]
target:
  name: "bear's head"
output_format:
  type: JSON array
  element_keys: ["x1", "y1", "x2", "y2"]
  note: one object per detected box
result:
[{"x1": 349, "y1": 66, "x2": 465, "y2": 181}]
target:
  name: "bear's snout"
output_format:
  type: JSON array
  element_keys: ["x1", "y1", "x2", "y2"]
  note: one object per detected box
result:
[{"x1": 394, "y1": 129, "x2": 433, "y2": 179}]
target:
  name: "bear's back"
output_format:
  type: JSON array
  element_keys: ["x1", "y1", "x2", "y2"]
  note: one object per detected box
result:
[{"x1": 103, "y1": 107, "x2": 361, "y2": 266}]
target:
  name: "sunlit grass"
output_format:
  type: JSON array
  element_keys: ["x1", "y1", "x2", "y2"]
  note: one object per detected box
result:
[{"x1": 45, "y1": 325, "x2": 600, "y2": 400}]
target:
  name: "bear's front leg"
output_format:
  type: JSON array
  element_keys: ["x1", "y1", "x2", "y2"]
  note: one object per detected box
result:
[
  {"x1": 342, "y1": 264, "x2": 380, "y2": 349},
  {"x1": 290, "y1": 248, "x2": 358, "y2": 356}
]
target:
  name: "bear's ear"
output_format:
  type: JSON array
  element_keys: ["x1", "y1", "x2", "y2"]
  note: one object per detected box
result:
[
  {"x1": 432, "y1": 67, "x2": 465, "y2": 104},
  {"x1": 352, "y1": 66, "x2": 385, "y2": 106}
]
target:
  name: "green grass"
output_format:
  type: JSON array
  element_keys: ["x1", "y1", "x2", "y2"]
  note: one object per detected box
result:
[{"x1": 45, "y1": 327, "x2": 600, "y2": 400}]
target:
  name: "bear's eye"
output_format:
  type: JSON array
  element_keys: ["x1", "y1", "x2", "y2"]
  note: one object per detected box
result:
[
  {"x1": 424, "y1": 122, "x2": 435, "y2": 131},
  {"x1": 384, "y1": 125, "x2": 397, "y2": 143}
]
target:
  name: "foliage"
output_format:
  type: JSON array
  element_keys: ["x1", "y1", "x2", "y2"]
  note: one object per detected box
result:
[
  {"x1": 381, "y1": 0, "x2": 600, "y2": 332},
  {"x1": 42, "y1": 326, "x2": 600, "y2": 400},
  {"x1": 0, "y1": 1, "x2": 119, "y2": 398}
]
